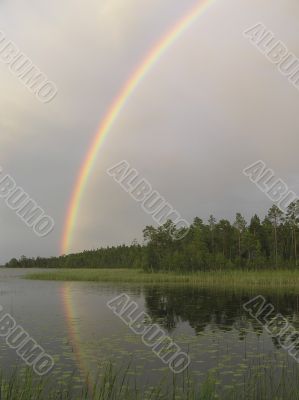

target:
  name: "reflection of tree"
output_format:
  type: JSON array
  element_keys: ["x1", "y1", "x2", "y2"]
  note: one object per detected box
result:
[{"x1": 143, "y1": 287, "x2": 299, "y2": 350}]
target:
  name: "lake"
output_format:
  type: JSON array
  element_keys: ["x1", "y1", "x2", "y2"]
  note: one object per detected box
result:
[{"x1": 1, "y1": 268, "x2": 299, "y2": 397}]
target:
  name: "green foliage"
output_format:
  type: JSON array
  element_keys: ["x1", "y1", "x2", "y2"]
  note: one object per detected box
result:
[{"x1": 5, "y1": 202, "x2": 299, "y2": 271}]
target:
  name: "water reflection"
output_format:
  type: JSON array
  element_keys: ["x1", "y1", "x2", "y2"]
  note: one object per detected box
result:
[
  {"x1": 143, "y1": 286, "x2": 299, "y2": 349},
  {"x1": 1, "y1": 269, "x2": 299, "y2": 394}
]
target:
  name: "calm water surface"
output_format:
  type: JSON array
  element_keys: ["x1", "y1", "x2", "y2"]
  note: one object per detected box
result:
[{"x1": 1, "y1": 268, "x2": 299, "y2": 392}]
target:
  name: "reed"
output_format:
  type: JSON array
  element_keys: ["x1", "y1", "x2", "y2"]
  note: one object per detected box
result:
[
  {"x1": 2, "y1": 359, "x2": 299, "y2": 399},
  {"x1": 28, "y1": 268, "x2": 299, "y2": 290}
]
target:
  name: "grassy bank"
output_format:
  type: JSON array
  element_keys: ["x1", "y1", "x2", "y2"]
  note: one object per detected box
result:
[{"x1": 27, "y1": 268, "x2": 299, "y2": 289}]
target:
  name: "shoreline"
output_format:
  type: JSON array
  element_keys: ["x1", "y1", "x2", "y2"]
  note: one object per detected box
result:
[{"x1": 25, "y1": 268, "x2": 299, "y2": 289}]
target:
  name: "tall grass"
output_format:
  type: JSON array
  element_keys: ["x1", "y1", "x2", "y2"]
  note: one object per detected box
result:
[
  {"x1": 3, "y1": 360, "x2": 299, "y2": 399},
  {"x1": 27, "y1": 268, "x2": 299, "y2": 289},
  {"x1": 0, "y1": 364, "x2": 217, "y2": 400}
]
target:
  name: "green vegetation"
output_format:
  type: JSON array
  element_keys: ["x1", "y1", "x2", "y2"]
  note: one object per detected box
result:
[
  {"x1": 3, "y1": 360, "x2": 299, "y2": 399},
  {"x1": 5, "y1": 202, "x2": 299, "y2": 272},
  {"x1": 27, "y1": 268, "x2": 299, "y2": 289},
  {"x1": 0, "y1": 364, "x2": 216, "y2": 400}
]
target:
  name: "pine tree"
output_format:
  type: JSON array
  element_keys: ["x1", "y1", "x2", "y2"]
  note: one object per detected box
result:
[
  {"x1": 267, "y1": 205, "x2": 284, "y2": 267},
  {"x1": 233, "y1": 213, "x2": 247, "y2": 260},
  {"x1": 287, "y1": 201, "x2": 299, "y2": 266}
]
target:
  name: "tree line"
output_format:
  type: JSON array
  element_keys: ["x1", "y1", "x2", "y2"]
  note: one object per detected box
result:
[{"x1": 4, "y1": 202, "x2": 299, "y2": 271}]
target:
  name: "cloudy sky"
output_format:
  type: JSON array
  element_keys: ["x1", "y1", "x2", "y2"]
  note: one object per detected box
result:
[{"x1": 0, "y1": 0, "x2": 299, "y2": 263}]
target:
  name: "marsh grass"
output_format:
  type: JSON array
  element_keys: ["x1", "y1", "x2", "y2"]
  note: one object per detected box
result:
[
  {"x1": 0, "y1": 363, "x2": 216, "y2": 400},
  {"x1": 3, "y1": 360, "x2": 299, "y2": 399},
  {"x1": 27, "y1": 268, "x2": 299, "y2": 290}
]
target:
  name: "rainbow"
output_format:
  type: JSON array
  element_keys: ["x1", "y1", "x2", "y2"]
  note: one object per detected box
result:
[
  {"x1": 61, "y1": 283, "x2": 94, "y2": 392},
  {"x1": 61, "y1": 283, "x2": 86, "y2": 375},
  {"x1": 61, "y1": 0, "x2": 215, "y2": 254}
]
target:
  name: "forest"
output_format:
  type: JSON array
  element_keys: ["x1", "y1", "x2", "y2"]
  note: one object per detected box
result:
[{"x1": 4, "y1": 202, "x2": 299, "y2": 271}]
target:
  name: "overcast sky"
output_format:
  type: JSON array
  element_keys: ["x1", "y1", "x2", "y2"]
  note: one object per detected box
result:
[{"x1": 1, "y1": 0, "x2": 299, "y2": 263}]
